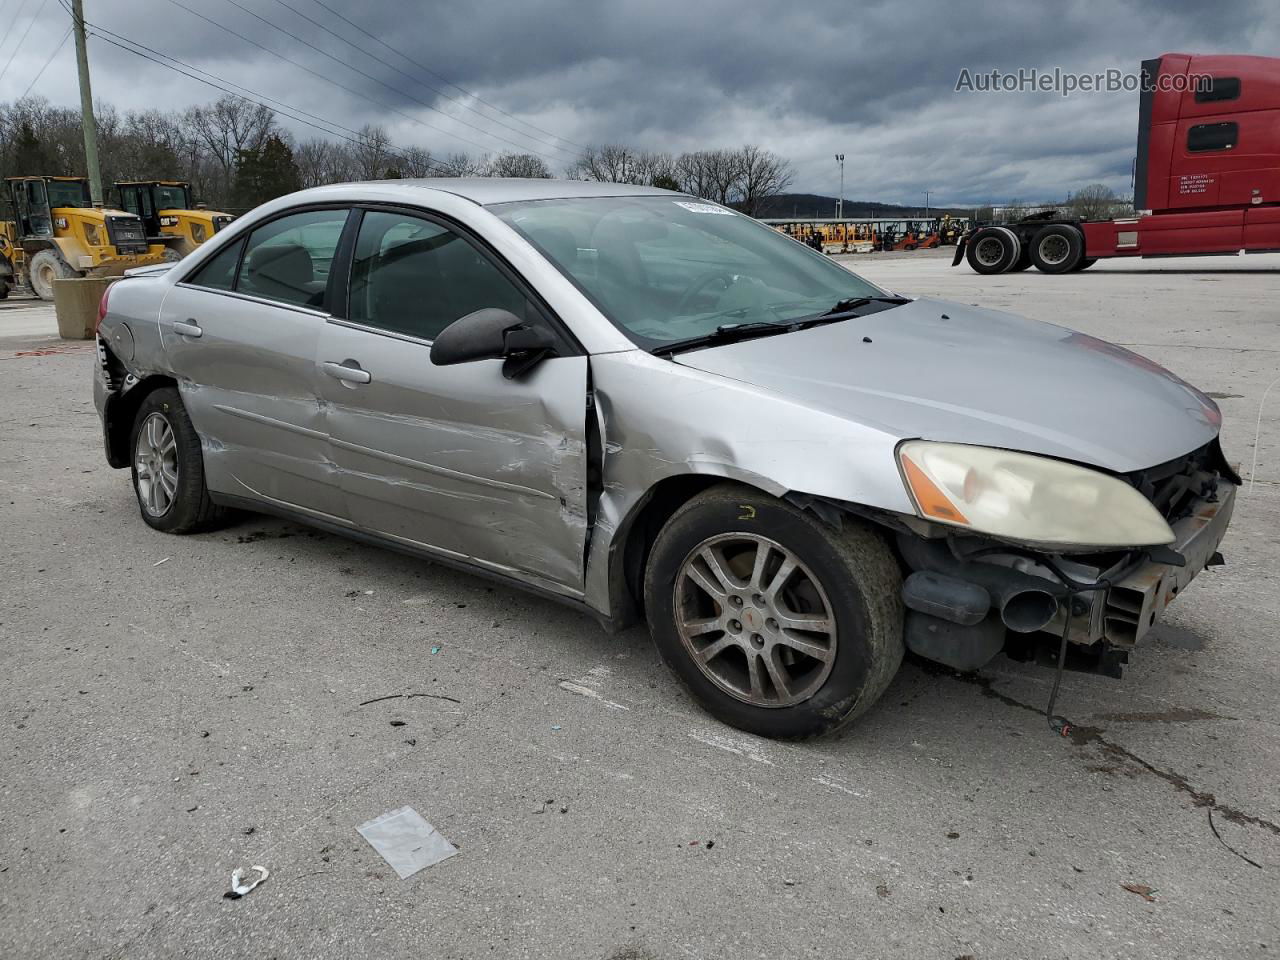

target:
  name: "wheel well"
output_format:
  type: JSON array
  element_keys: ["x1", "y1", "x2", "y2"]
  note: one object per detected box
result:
[{"x1": 103, "y1": 366, "x2": 178, "y2": 468}]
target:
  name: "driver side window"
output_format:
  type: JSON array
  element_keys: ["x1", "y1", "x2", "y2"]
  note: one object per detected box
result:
[{"x1": 348, "y1": 210, "x2": 529, "y2": 342}]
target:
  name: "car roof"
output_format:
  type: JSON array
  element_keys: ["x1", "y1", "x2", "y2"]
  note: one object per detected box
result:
[{"x1": 342, "y1": 177, "x2": 679, "y2": 206}]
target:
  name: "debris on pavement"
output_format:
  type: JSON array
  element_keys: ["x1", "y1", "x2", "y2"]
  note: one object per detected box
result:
[
  {"x1": 224, "y1": 865, "x2": 269, "y2": 899},
  {"x1": 1121, "y1": 883, "x2": 1158, "y2": 902},
  {"x1": 356, "y1": 806, "x2": 457, "y2": 879},
  {"x1": 430, "y1": 646, "x2": 442, "y2": 654},
  {"x1": 152, "y1": 557, "x2": 171, "y2": 566}
]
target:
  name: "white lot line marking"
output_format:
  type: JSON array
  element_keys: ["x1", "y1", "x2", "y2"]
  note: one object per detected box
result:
[
  {"x1": 687, "y1": 729, "x2": 775, "y2": 766},
  {"x1": 1248, "y1": 372, "x2": 1280, "y2": 493},
  {"x1": 129, "y1": 623, "x2": 232, "y2": 677},
  {"x1": 557, "y1": 680, "x2": 630, "y2": 711},
  {"x1": 557, "y1": 663, "x2": 630, "y2": 711},
  {"x1": 810, "y1": 775, "x2": 866, "y2": 798}
]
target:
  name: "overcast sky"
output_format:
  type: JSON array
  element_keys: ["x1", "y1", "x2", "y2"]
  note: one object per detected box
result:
[{"x1": 0, "y1": 0, "x2": 1273, "y2": 205}]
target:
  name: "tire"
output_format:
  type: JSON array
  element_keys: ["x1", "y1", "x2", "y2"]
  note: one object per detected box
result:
[
  {"x1": 964, "y1": 226, "x2": 1020, "y2": 274},
  {"x1": 129, "y1": 387, "x2": 227, "y2": 533},
  {"x1": 28, "y1": 249, "x2": 79, "y2": 301},
  {"x1": 0, "y1": 279, "x2": 9, "y2": 300},
  {"x1": 1009, "y1": 247, "x2": 1033, "y2": 271},
  {"x1": 1074, "y1": 257, "x2": 1097, "y2": 271},
  {"x1": 644, "y1": 484, "x2": 904, "y2": 739},
  {"x1": 1030, "y1": 224, "x2": 1084, "y2": 273},
  {"x1": 161, "y1": 248, "x2": 183, "y2": 263}
]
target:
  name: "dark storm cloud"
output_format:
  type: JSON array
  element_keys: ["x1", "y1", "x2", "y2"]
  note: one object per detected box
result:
[{"x1": 3, "y1": 0, "x2": 1272, "y2": 203}]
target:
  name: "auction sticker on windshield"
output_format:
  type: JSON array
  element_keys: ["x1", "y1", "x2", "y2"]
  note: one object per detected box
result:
[{"x1": 673, "y1": 201, "x2": 734, "y2": 215}]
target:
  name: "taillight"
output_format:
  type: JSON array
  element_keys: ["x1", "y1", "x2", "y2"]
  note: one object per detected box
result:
[{"x1": 95, "y1": 283, "x2": 112, "y2": 333}]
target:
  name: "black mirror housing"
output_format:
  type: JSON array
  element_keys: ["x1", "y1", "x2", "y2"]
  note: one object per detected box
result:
[
  {"x1": 430, "y1": 308, "x2": 522, "y2": 367},
  {"x1": 430, "y1": 308, "x2": 557, "y2": 379}
]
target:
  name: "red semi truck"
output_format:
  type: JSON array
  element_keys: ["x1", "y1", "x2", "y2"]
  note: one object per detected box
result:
[{"x1": 955, "y1": 53, "x2": 1280, "y2": 274}]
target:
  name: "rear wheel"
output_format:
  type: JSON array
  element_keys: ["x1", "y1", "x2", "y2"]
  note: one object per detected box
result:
[
  {"x1": 1030, "y1": 224, "x2": 1084, "y2": 273},
  {"x1": 965, "y1": 226, "x2": 1020, "y2": 274},
  {"x1": 644, "y1": 485, "x2": 903, "y2": 739},
  {"x1": 130, "y1": 387, "x2": 227, "y2": 533},
  {"x1": 28, "y1": 249, "x2": 79, "y2": 301},
  {"x1": 1074, "y1": 257, "x2": 1098, "y2": 271}
]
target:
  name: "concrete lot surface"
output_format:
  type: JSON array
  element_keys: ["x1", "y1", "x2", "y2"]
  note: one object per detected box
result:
[{"x1": 2, "y1": 254, "x2": 1278, "y2": 959}]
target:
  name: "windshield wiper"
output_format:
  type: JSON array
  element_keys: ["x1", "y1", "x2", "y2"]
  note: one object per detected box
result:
[
  {"x1": 789, "y1": 295, "x2": 912, "y2": 330},
  {"x1": 652, "y1": 321, "x2": 795, "y2": 356}
]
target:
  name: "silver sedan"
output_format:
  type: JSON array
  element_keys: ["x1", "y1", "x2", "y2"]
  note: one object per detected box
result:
[{"x1": 94, "y1": 179, "x2": 1237, "y2": 738}]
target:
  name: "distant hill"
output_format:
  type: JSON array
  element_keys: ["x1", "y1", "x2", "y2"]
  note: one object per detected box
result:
[{"x1": 754, "y1": 193, "x2": 971, "y2": 219}]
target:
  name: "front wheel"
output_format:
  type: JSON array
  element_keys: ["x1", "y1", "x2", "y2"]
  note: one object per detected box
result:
[
  {"x1": 27, "y1": 249, "x2": 79, "y2": 301},
  {"x1": 644, "y1": 485, "x2": 904, "y2": 739},
  {"x1": 129, "y1": 387, "x2": 228, "y2": 533}
]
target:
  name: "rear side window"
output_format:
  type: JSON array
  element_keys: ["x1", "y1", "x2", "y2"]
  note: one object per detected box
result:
[
  {"x1": 185, "y1": 237, "x2": 244, "y2": 291},
  {"x1": 1194, "y1": 77, "x2": 1240, "y2": 103},
  {"x1": 348, "y1": 210, "x2": 529, "y2": 342},
  {"x1": 239, "y1": 209, "x2": 349, "y2": 310},
  {"x1": 1187, "y1": 122, "x2": 1237, "y2": 152}
]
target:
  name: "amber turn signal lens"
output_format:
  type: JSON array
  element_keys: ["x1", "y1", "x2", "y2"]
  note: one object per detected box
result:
[{"x1": 901, "y1": 453, "x2": 969, "y2": 525}]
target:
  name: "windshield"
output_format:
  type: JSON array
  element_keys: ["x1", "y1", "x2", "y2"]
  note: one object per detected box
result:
[
  {"x1": 491, "y1": 195, "x2": 887, "y2": 348},
  {"x1": 46, "y1": 180, "x2": 91, "y2": 208},
  {"x1": 153, "y1": 183, "x2": 192, "y2": 209}
]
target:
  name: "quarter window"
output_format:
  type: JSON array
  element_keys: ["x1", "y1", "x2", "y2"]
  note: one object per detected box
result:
[
  {"x1": 1187, "y1": 122, "x2": 1237, "y2": 152},
  {"x1": 348, "y1": 210, "x2": 529, "y2": 341},
  {"x1": 239, "y1": 208, "x2": 349, "y2": 309},
  {"x1": 185, "y1": 237, "x2": 245, "y2": 292},
  {"x1": 1194, "y1": 77, "x2": 1240, "y2": 103}
]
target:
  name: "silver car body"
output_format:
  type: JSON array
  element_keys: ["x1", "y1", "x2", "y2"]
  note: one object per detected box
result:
[{"x1": 94, "y1": 178, "x2": 1233, "y2": 655}]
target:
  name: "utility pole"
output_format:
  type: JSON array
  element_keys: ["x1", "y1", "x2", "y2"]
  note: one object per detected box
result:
[
  {"x1": 835, "y1": 154, "x2": 845, "y2": 221},
  {"x1": 923, "y1": 189, "x2": 931, "y2": 220},
  {"x1": 72, "y1": 0, "x2": 103, "y2": 205}
]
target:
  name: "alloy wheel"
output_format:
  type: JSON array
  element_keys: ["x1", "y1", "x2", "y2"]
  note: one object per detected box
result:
[{"x1": 135, "y1": 412, "x2": 179, "y2": 517}]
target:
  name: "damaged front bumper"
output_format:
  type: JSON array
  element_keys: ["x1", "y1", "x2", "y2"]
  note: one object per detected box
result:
[{"x1": 898, "y1": 474, "x2": 1236, "y2": 674}]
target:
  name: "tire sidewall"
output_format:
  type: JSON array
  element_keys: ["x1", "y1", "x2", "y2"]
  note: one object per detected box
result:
[
  {"x1": 966, "y1": 226, "x2": 1019, "y2": 274},
  {"x1": 129, "y1": 388, "x2": 200, "y2": 532},
  {"x1": 1031, "y1": 224, "x2": 1084, "y2": 273},
  {"x1": 645, "y1": 491, "x2": 883, "y2": 739}
]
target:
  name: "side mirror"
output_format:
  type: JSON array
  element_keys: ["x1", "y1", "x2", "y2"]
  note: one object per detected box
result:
[{"x1": 430, "y1": 308, "x2": 557, "y2": 379}]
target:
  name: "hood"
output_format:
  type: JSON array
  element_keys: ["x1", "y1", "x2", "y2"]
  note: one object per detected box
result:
[{"x1": 673, "y1": 297, "x2": 1220, "y2": 473}]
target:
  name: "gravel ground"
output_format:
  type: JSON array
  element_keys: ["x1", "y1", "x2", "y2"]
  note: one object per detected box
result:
[{"x1": 1, "y1": 253, "x2": 1278, "y2": 960}]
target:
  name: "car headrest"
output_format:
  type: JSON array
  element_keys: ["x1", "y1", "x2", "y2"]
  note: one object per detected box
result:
[{"x1": 246, "y1": 242, "x2": 313, "y2": 295}]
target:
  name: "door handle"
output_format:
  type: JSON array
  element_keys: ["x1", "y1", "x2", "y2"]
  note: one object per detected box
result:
[
  {"x1": 174, "y1": 319, "x2": 203, "y2": 338},
  {"x1": 322, "y1": 360, "x2": 372, "y2": 384}
]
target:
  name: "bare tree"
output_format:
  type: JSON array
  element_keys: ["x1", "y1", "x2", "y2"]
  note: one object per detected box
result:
[
  {"x1": 353, "y1": 124, "x2": 395, "y2": 179},
  {"x1": 489, "y1": 153, "x2": 552, "y2": 178},
  {"x1": 183, "y1": 95, "x2": 276, "y2": 202},
  {"x1": 399, "y1": 145, "x2": 436, "y2": 178},
  {"x1": 1069, "y1": 183, "x2": 1120, "y2": 221},
  {"x1": 736, "y1": 145, "x2": 793, "y2": 216},
  {"x1": 437, "y1": 151, "x2": 491, "y2": 176}
]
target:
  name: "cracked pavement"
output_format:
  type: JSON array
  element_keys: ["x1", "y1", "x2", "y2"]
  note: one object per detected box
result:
[{"x1": 2, "y1": 252, "x2": 1278, "y2": 959}]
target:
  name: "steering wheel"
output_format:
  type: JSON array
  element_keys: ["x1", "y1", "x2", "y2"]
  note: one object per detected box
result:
[{"x1": 673, "y1": 270, "x2": 737, "y2": 316}]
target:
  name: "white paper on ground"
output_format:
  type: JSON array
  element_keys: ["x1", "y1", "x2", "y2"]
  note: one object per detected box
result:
[{"x1": 356, "y1": 806, "x2": 457, "y2": 880}]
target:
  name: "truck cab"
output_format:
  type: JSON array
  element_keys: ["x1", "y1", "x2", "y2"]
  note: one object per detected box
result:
[
  {"x1": 5, "y1": 176, "x2": 168, "y2": 300},
  {"x1": 115, "y1": 180, "x2": 234, "y2": 259}
]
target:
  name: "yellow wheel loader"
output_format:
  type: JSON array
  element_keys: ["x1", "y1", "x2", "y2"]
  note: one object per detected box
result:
[
  {"x1": 6, "y1": 176, "x2": 168, "y2": 300},
  {"x1": 0, "y1": 220, "x2": 20, "y2": 299},
  {"x1": 115, "y1": 180, "x2": 233, "y2": 260}
]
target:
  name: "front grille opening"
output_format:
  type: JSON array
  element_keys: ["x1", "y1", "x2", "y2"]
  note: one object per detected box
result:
[
  {"x1": 1126, "y1": 442, "x2": 1220, "y2": 523},
  {"x1": 1104, "y1": 585, "x2": 1147, "y2": 645}
]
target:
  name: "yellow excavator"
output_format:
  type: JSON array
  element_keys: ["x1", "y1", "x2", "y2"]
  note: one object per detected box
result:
[
  {"x1": 4, "y1": 176, "x2": 168, "y2": 300},
  {"x1": 115, "y1": 180, "x2": 233, "y2": 259}
]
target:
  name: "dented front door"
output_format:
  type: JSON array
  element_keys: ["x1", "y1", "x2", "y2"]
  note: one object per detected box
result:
[{"x1": 316, "y1": 322, "x2": 590, "y2": 595}]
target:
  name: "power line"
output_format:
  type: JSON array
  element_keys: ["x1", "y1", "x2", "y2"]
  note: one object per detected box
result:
[
  {"x1": 305, "y1": 0, "x2": 586, "y2": 151},
  {"x1": 0, "y1": 0, "x2": 45, "y2": 88},
  {"x1": 205, "y1": 0, "x2": 577, "y2": 165},
  {"x1": 91, "y1": 29, "x2": 451, "y2": 177},
  {"x1": 19, "y1": 24, "x2": 70, "y2": 99},
  {"x1": 266, "y1": 0, "x2": 579, "y2": 158}
]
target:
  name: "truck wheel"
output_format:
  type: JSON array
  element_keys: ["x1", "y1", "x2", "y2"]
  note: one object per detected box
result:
[
  {"x1": 1009, "y1": 247, "x2": 1033, "y2": 271},
  {"x1": 644, "y1": 484, "x2": 904, "y2": 740},
  {"x1": 0, "y1": 279, "x2": 9, "y2": 299},
  {"x1": 1030, "y1": 224, "x2": 1084, "y2": 273},
  {"x1": 965, "y1": 226, "x2": 1020, "y2": 274},
  {"x1": 1074, "y1": 257, "x2": 1097, "y2": 271},
  {"x1": 130, "y1": 387, "x2": 228, "y2": 534},
  {"x1": 28, "y1": 249, "x2": 79, "y2": 301}
]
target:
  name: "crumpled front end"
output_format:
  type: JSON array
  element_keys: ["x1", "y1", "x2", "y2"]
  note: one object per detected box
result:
[{"x1": 896, "y1": 440, "x2": 1238, "y2": 676}]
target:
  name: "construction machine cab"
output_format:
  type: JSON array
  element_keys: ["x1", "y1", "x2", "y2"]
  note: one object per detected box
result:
[
  {"x1": 3, "y1": 175, "x2": 166, "y2": 300},
  {"x1": 115, "y1": 180, "x2": 232, "y2": 258}
]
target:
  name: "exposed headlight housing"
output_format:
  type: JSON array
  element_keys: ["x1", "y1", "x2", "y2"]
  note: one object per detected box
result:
[{"x1": 898, "y1": 440, "x2": 1175, "y2": 549}]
